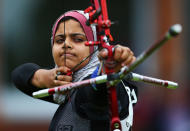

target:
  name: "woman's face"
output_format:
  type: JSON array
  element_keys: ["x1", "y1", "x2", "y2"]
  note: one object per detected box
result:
[{"x1": 52, "y1": 19, "x2": 90, "y2": 71}]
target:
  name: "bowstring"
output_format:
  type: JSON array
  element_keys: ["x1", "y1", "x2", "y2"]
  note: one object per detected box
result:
[
  {"x1": 64, "y1": 13, "x2": 66, "y2": 67},
  {"x1": 71, "y1": 47, "x2": 99, "y2": 72}
]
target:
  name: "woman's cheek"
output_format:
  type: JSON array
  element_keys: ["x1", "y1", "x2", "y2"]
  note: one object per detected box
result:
[{"x1": 52, "y1": 52, "x2": 60, "y2": 66}]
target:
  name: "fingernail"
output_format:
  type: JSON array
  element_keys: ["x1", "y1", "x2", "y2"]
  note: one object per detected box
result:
[
  {"x1": 57, "y1": 71, "x2": 62, "y2": 75},
  {"x1": 122, "y1": 63, "x2": 125, "y2": 67}
]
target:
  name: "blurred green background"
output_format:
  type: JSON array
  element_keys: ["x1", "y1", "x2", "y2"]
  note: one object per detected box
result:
[{"x1": 0, "y1": 0, "x2": 189, "y2": 131}]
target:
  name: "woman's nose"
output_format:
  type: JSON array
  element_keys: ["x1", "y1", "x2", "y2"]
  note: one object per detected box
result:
[{"x1": 62, "y1": 38, "x2": 72, "y2": 49}]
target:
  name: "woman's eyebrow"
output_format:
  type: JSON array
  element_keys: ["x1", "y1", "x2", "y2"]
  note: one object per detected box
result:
[
  {"x1": 70, "y1": 33, "x2": 86, "y2": 37},
  {"x1": 55, "y1": 33, "x2": 85, "y2": 37},
  {"x1": 55, "y1": 34, "x2": 65, "y2": 38}
]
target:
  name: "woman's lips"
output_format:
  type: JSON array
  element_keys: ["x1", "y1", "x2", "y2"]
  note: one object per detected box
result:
[{"x1": 60, "y1": 53, "x2": 75, "y2": 58}]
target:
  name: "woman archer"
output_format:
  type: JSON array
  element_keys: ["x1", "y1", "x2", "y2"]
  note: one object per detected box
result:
[{"x1": 12, "y1": 10, "x2": 138, "y2": 131}]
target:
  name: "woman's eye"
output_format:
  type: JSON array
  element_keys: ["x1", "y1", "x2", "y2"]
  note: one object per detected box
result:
[
  {"x1": 75, "y1": 38, "x2": 83, "y2": 42},
  {"x1": 56, "y1": 39, "x2": 64, "y2": 44},
  {"x1": 73, "y1": 37, "x2": 85, "y2": 42}
]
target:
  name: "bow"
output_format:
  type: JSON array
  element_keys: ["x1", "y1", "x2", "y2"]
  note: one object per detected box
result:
[
  {"x1": 33, "y1": 0, "x2": 182, "y2": 131},
  {"x1": 84, "y1": 0, "x2": 123, "y2": 130}
]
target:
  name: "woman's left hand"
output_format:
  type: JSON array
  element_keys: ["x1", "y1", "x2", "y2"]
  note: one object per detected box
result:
[{"x1": 98, "y1": 44, "x2": 136, "y2": 72}]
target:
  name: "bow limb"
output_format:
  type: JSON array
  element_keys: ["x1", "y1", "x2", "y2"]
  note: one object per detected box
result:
[{"x1": 86, "y1": 0, "x2": 122, "y2": 130}]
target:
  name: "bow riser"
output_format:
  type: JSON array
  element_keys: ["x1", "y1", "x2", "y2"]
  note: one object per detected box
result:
[{"x1": 85, "y1": 0, "x2": 122, "y2": 130}]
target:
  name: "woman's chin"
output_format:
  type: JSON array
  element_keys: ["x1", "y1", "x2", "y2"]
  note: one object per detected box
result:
[
  {"x1": 58, "y1": 63, "x2": 76, "y2": 70},
  {"x1": 57, "y1": 60, "x2": 88, "y2": 71}
]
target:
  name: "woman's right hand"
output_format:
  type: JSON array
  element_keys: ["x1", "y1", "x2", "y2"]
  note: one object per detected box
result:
[{"x1": 31, "y1": 66, "x2": 72, "y2": 88}]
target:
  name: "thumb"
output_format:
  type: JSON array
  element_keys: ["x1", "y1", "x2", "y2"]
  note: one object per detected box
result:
[{"x1": 98, "y1": 48, "x2": 108, "y2": 60}]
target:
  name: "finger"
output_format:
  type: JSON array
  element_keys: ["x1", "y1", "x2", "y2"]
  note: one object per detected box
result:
[
  {"x1": 57, "y1": 75, "x2": 72, "y2": 82},
  {"x1": 131, "y1": 56, "x2": 136, "y2": 64},
  {"x1": 113, "y1": 45, "x2": 122, "y2": 61},
  {"x1": 115, "y1": 47, "x2": 132, "y2": 62},
  {"x1": 58, "y1": 81, "x2": 71, "y2": 86},
  {"x1": 57, "y1": 66, "x2": 71, "y2": 74},
  {"x1": 54, "y1": 80, "x2": 71, "y2": 86},
  {"x1": 121, "y1": 55, "x2": 134, "y2": 66}
]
